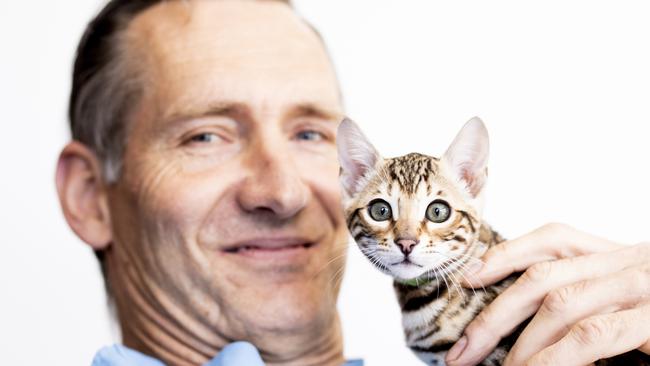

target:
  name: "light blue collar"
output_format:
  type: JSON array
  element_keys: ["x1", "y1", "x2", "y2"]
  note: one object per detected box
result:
[{"x1": 343, "y1": 360, "x2": 364, "y2": 366}]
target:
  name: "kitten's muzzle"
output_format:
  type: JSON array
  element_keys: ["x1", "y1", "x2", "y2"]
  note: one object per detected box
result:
[{"x1": 395, "y1": 238, "x2": 419, "y2": 256}]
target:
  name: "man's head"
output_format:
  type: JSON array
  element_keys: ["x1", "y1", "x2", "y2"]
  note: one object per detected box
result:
[{"x1": 56, "y1": 0, "x2": 348, "y2": 364}]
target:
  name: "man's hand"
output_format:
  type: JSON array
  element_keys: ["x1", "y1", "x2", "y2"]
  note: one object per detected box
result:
[
  {"x1": 444, "y1": 223, "x2": 650, "y2": 366},
  {"x1": 92, "y1": 342, "x2": 265, "y2": 366}
]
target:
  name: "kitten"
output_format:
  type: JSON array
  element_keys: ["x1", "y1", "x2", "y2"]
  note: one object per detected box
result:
[{"x1": 336, "y1": 117, "x2": 650, "y2": 366}]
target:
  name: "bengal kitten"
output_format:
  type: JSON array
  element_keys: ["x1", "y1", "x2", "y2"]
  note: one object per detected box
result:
[{"x1": 336, "y1": 117, "x2": 650, "y2": 366}]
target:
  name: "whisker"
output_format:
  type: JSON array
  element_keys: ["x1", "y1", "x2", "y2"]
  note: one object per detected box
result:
[
  {"x1": 450, "y1": 253, "x2": 487, "y2": 292},
  {"x1": 439, "y1": 260, "x2": 464, "y2": 299},
  {"x1": 312, "y1": 245, "x2": 351, "y2": 279},
  {"x1": 434, "y1": 252, "x2": 487, "y2": 294},
  {"x1": 447, "y1": 258, "x2": 477, "y2": 298},
  {"x1": 436, "y1": 263, "x2": 452, "y2": 301}
]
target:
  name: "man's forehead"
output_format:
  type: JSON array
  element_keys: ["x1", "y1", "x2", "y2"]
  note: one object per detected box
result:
[
  {"x1": 126, "y1": 0, "x2": 341, "y2": 121},
  {"x1": 130, "y1": 1, "x2": 311, "y2": 49}
]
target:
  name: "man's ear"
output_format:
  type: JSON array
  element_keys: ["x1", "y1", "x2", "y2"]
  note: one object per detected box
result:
[
  {"x1": 336, "y1": 118, "x2": 382, "y2": 197},
  {"x1": 55, "y1": 141, "x2": 112, "y2": 249},
  {"x1": 442, "y1": 117, "x2": 490, "y2": 198}
]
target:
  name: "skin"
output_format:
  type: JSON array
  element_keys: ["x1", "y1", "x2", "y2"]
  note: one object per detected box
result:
[
  {"x1": 56, "y1": 1, "x2": 347, "y2": 365},
  {"x1": 445, "y1": 223, "x2": 650, "y2": 366}
]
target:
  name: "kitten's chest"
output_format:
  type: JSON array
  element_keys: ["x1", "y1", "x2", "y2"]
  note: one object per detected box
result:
[{"x1": 395, "y1": 276, "x2": 515, "y2": 365}]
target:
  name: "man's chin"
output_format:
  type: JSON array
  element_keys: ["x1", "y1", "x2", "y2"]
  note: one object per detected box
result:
[
  {"x1": 210, "y1": 239, "x2": 342, "y2": 330},
  {"x1": 233, "y1": 280, "x2": 336, "y2": 333}
]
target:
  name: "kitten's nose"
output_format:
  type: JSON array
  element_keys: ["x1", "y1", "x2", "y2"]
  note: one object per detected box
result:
[{"x1": 396, "y1": 238, "x2": 419, "y2": 256}]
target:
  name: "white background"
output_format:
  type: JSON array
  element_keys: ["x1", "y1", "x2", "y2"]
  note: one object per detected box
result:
[{"x1": 1, "y1": 1, "x2": 649, "y2": 365}]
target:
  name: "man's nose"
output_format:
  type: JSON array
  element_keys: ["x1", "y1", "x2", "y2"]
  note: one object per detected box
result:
[
  {"x1": 236, "y1": 143, "x2": 309, "y2": 219},
  {"x1": 395, "y1": 238, "x2": 419, "y2": 256}
]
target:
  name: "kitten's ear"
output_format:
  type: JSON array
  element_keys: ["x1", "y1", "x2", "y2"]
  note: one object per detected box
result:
[
  {"x1": 337, "y1": 118, "x2": 382, "y2": 196},
  {"x1": 442, "y1": 117, "x2": 489, "y2": 198}
]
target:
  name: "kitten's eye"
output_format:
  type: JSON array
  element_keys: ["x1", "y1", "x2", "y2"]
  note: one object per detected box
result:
[
  {"x1": 368, "y1": 199, "x2": 392, "y2": 221},
  {"x1": 426, "y1": 200, "x2": 451, "y2": 223}
]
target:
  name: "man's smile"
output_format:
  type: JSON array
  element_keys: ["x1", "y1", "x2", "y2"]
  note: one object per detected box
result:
[{"x1": 221, "y1": 236, "x2": 319, "y2": 263}]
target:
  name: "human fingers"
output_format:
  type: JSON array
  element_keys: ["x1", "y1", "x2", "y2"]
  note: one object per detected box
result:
[
  {"x1": 447, "y1": 243, "x2": 650, "y2": 366},
  {"x1": 461, "y1": 223, "x2": 621, "y2": 288},
  {"x1": 504, "y1": 262, "x2": 650, "y2": 366},
  {"x1": 526, "y1": 303, "x2": 650, "y2": 366}
]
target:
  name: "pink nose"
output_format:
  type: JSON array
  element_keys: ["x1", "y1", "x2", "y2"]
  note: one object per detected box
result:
[{"x1": 396, "y1": 239, "x2": 419, "y2": 256}]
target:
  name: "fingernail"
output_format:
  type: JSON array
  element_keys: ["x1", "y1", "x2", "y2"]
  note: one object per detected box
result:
[{"x1": 446, "y1": 335, "x2": 468, "y2": 362}]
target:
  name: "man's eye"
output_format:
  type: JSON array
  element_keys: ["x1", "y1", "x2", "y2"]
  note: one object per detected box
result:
[
  {"x1": 189, "y1": 133, "x2": 220, "y2": 143},
  {"x1": 295, "y1": 130, "x2": 324, "y2": 141}
]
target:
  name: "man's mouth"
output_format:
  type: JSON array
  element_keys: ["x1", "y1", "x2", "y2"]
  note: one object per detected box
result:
[
  {"x1": 224, "y1": 242, "x2": 315, "y2": 253},
  {"x1": 222, "y1": 237, "x2": 317, "y2": 260}
]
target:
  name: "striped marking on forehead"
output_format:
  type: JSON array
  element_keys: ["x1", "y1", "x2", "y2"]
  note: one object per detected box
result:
[{"x1": 384, "y1": 153, "x2": 439, "y2": 195}]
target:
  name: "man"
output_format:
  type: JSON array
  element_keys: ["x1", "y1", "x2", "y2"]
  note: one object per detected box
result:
[
  {"x1": 58, "y1": 1, "x2": 349, "y2": 364},
  {"x1": 56, "y1": 0, "x2": 650, "y2": 365}
]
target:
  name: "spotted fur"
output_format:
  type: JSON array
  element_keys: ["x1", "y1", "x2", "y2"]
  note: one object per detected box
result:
[{"x1": 337, "y1": 118, "x2": 650, "y2": 366}]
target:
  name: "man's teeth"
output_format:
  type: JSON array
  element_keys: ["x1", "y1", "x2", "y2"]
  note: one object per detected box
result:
[{"x1": 229, "y1": 243, "x2": 312, "y2": 253}]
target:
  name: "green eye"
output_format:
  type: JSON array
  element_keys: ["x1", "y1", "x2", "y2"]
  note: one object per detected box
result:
[
  {"x1": 426, "y1": 200, "x2": 451, "y2": 223},
  {"x1": 368, "y1": 199, "x2": 392, "y2": 221}
]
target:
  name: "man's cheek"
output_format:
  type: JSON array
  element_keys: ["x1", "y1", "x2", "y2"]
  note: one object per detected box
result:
[
  {"x1": 144, "y1": 175, "x2": 244, "y2": 271},
  {"x1": 146, "y1": 170, "x2": 227, "y2": 222},
  {"x1": 297, "y1": 159, "x2": 344, "y2": 222}
]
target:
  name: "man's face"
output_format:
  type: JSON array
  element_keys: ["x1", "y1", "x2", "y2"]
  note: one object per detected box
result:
[{"x1": 107, "y1": 0, "x2": 347, "y2": 344}]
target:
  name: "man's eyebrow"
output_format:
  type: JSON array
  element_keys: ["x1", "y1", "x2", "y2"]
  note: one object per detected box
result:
[
  {"x1": 163, "y1": 101, "x2": 250, "y2": 124},
  {"x1": 285, "y1": 103, "x2": 342, "y2": 121},
  {"x1": 162, "y1": 101, "x2": 341, "y2": 126}
]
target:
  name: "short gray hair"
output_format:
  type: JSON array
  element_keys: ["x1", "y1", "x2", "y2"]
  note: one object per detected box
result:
[{"x1": 69, "y1": 0, "x2": 163, "y2": 183}]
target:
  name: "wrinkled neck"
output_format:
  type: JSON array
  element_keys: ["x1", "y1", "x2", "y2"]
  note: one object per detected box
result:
[
  {"x1": 261, "y1": 315, "x2": 345, "y2": 366},
  {"x1": 106, "y1": 250, "x2": 345, "y2": 366},
  {"x1": 107, "y1": 249, "x2": 221, "y2": 365}
]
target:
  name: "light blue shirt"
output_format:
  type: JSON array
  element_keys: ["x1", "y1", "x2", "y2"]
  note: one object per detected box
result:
[{"x1": 92, "y1": 343, "x2": 364, "y2": 366}]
